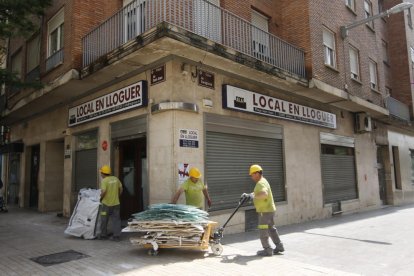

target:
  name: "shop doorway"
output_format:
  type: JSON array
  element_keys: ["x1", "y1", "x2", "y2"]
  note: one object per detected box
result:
[
  {"x1": 119, "y1": 138, "x2": 146, "y2": 220},
  {"x1": 377, "y1": 146, "x2": 387, "y2": 204},
  {"x1": 8, "y1": 153, "x2": 21, "y2": 205},
  {"x1": 29, "y1": 145, "x2": 40, "y2": 208}
]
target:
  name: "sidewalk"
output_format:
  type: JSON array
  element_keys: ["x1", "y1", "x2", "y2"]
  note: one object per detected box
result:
[{"x1": 1, "y1": 204, "x2": 413, "y2": 276}]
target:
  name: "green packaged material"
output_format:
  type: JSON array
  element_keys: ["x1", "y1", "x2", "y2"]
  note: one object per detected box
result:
[{"x1": 131, "y1": 203, "x2": 209, "y2": 222}]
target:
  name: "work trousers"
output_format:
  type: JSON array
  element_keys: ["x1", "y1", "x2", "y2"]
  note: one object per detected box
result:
[
  {"x1": 100, "y1": 204, "x2": 121, "y2": 238},
  {"x1": 258, "y1": 212, "x2": 281, "y2": 249}
]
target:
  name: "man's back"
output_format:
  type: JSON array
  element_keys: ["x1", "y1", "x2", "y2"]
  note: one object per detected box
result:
[{"x1": 101, "y1": 176, "x2": 121, "y2": 206}]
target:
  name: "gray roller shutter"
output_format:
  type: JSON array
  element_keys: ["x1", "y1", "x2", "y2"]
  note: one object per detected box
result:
[
  {"x1": 206, "y1": 130, "x2": 285, "y2": 211},
  {"x1": 75, "y1": 148, "x2": 97, "y2": 191},
  {"x1": 321, "y1": 154, "x2": 357, "y2": 204},
  {"x1": 111, "y1": 116, "x2": 146, "y2": 141}
]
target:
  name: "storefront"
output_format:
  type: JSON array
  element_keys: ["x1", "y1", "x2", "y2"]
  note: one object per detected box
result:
[{"x1": 4, "y1": 59, "x2": 384, "y2": 233}]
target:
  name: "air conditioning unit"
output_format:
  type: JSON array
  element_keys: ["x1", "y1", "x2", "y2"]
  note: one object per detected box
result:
[{"x1": 355, "y1": 113, "x2": 372, "y2": 133}]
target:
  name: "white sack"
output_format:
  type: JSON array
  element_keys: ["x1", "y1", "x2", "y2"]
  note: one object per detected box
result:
[{"x1": 65, "y1": 188, "x2": 101, "y2": 239}]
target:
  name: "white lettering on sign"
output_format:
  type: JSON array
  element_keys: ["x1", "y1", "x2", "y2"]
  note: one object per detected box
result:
[
  {"x1": 68, "y1": 81, "x2": 147, "y2": 127},
  {"x1": 223, "y1": 85, "x2": 337, "y2": 129},
  {"x1": 179, "y1": 129, "x2": 199, "y2": 140}
]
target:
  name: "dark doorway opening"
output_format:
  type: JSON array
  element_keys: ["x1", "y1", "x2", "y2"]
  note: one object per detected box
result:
[
  {"x1": 119, "y1": 138, "x2": 146, "y2": 220},
  {"x1": 29, "y1": 145, "x2": 40, "y2": 208}
]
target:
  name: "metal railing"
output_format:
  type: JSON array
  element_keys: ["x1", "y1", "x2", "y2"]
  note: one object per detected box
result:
[
  {"x1": 82, "y1": 0, "x2": 306, "y2": 78},
  {"x1": 46, "y1": 48, "x2": 64, "y2": 72},
  {"x1": 385, "y1": 96, "x2": 411, "y2": 122},
  {"x1": 25, "y1": 66, "x2": 40, "y2": 83}
]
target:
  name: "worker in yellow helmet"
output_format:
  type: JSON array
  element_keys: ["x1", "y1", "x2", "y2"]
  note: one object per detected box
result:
[
  {"x1": 98, "y1": 165, "x2": 123, "y2": 241},
  {"x1": 241, "y1": 164, "x2": 284, "y2": 256},
  {"x1": 172, "y1": 167, "x2": 212, "y2": 209}
]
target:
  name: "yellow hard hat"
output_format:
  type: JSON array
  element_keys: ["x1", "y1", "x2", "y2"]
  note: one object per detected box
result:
[
  {"x1": 189, "y1": 167, "x2": 201, "y2": 178},
  {"x1": 100, "y1": 165, "x2": 111, "y2": 175},
  {"x1": 249, "y1": 164, "x2": 263, "y2": 175}
]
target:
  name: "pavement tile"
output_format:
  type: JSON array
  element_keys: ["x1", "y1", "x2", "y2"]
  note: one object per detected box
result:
[{"x1": 1, "y1": 204, "x2": 414, "y2": 275}]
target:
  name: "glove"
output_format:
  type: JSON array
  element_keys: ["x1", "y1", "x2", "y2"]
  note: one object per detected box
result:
[{"x1": 241, "y1": 193, "x2": 254, "y2": 200}]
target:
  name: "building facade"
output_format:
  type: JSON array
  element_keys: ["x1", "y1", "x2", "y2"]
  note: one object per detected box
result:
[{"x1": 1, "y1": 0, "x2": 414, "y2": 233}]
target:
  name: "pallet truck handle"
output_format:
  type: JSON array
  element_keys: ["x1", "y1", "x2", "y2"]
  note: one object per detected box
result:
[{"x1": 221, "y1": 196, "x2": 248, "y2": 229}]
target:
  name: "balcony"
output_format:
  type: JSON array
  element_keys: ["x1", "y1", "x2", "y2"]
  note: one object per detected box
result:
[
  {"x1": 25, "y1": 66, "x2": 40, "y2": 83},
  {"x1": 46, "y1": 48, "x2": 64, "y2": 72},
  {"x1": 385, "y1": 96, "x2": 411, "y2": 123},
  {"x1": 82, "y1": 0, "x2": 305, "y2": 78}
]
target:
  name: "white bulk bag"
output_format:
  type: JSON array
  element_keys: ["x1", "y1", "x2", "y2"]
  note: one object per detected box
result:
[{"x1": 64, "y1": 188, "x2": 101, "y2": 240}]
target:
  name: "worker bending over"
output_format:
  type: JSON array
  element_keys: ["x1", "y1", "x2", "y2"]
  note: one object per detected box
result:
[{"x1": 172, "y1": 167, "x2": 212, "y2": 209}]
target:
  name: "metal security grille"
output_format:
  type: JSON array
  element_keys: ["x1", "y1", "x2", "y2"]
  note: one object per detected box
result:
[
  {"x1": 206, "y1": 131, "x2": 285, "y2": 211},
  {"x1": 74, "y1": 149, "x2": 97, "y2": 191},
  {"x1": 111, "y1": 116, "x2": 146, "y2": 141},
  {"x1": 321, "y1": 154, "x2": 357, "y2": 204}
]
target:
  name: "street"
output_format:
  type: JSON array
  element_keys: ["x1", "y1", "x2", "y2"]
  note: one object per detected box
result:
[{"x1": 0, "y1": 204, "x2": 413, "y2": 275}]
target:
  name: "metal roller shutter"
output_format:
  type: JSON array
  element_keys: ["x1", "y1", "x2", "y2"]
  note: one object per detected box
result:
[
  {"x1": 111, "y1": 116, "x2": 146, "y2": 141},
  {"x1": 321, "y1": 154, "x2": 357, "y2": 203},
  {"x1": 74, "y1": 148, "x2": 98, "y2": 191},
  {"x1": 206, "y1": 131, "x2": 285, "y2": 211}
]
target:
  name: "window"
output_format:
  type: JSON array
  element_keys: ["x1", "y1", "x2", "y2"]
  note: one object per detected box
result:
[
  {"x1": 378, "y1": 0, "x2": 384, "y2": 13},
  {"x1": 11, "y1": 50, "x2": 23, "y2": 79},
  {"x1": 410, "y1": 47, "x2": 414, "y2": 63},
  {"x1": 410, "y1": 150, "x2": 414, "y2": 185},
  {"x1": 382, "y1": 40, "x2": 389, "y2": 64},
  {"x1": 369, "y1": 59, "x2": 378, "y2": 90},
  {"x1": 349, "y1": 46, "x2": 360, "y2": 80},
  {"x1": 364, "y1": 0, "x2": 374, "y2": 29},
  {"x1": 385, "y1": 87, "x2": 391, "y2": 97},
  {"x1": 124, "y1": 0, "x2": 146, "y2": 42},
  {"x1": 47, "y1": 8, "x2": 64, "y2": 57},
  {"x1": 194, "y1": 0, "x2": 221, "y2": 43},
  {"x1": 251, "y1": 10, "x2": 270, "y2": 61},
  {"x1": 26, "y1": 34, "x2": 40, "y2": 73},
  {"x1": 346, "y1": 0, "x2": 356, "y2": 11},
  {"x1": 323, "y1": 28, "x2": 336, "y2": 68}
]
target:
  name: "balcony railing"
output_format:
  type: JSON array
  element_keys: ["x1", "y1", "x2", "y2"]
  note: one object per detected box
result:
[
  {"x1": 385, "y1": 96, "x2": 411, "y2": 122},
  {"x1": 46, "y1": 48, "x2": 64, "y2": 72},
  {"x1": 25, "y1": 66, "x2": 40, "y2": 83},
  {"x1": 82, "y1": 0, "x2": 306, "y2": 78}
]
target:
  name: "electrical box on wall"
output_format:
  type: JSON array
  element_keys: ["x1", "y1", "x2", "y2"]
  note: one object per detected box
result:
[{"x1": 355, "y1": 112, "x2": 372, "y2": 133}]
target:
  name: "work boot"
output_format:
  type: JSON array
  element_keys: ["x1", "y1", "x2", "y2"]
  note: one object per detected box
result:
[
  {"x1": 273, "y1": 243, "x2": 285, "y2": 254},
  {"x1": 257, "y1": 248, "x2": 273, "y2": 257}
]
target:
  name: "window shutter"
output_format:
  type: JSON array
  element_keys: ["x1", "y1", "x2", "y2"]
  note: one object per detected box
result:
[
  {"x1": 252, "y1": 10, "x2": 269, "y2": 32},
  {"x1": 323, "y1": 30, "x2": 334, "y2": 48},
  {"x1": 369, "y1": 61, "x2": 377, "y2": 85},
  {"x1": 27, "y1": 35, "x2": 40, "y2": 72},
  {"x1": 349, "y1": 48, "x2": 358, "y2": 75}
]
